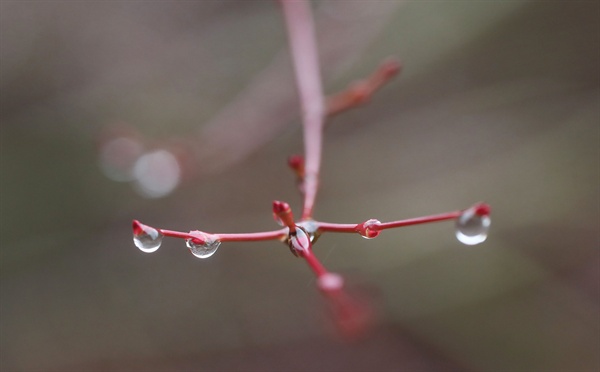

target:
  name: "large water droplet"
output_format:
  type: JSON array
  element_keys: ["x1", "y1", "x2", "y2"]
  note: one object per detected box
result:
[
  {"x1": 455, "y1": 206, "x2": 491, "y2": 245},
  {"x1": 132, "y1": 221, "x2": 163, "y2": 253},
  {"x1": 297, "y1": 219, "x2": 320, "y2": 243},
  {"x1": 356, "y1": 219, "x2": 381, "y2": 239},
  {"x1": 288, "y1": 227, "x2": 311, "y2": 257},
  {"x1": 186, "y1": 231, "x2": 221, "y2": 259}
]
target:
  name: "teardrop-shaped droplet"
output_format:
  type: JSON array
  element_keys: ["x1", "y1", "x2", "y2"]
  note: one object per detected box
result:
[
  {"x1": 455, "y1": 206, "x2": 491, "y2": 245},
  {"x1": 132, "y1": 220, "x2": 163, "y2": 253},
  {"x1": 288, "y1": 227, "x2": 311, "y2": 257},
  {"x1": 356, "y1": 219, "x2": 381, "y2": 239},
  {"x1": 186, "y1": 231, "x2": 221, "y2": 259}
]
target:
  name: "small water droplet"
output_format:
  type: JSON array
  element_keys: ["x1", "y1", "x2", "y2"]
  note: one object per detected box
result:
[
  {"x1": 288, "y1": 227, "x2": 311, "y2": 257},
  {"x1": 297, "y1": 219, "x2": 320, "y2": 243},
  {"x1": 186, "y1": 231, "x2": 221, "y2": 259},
  {"x1": 132, "y1": 221, "x2": 163, "y2": 253},
  {"x1": 455, "y1": 206, "x2": 491, "y2": 245},
  {"x1": 357, "y1": 219, "x2": 380, "y2": 239}
]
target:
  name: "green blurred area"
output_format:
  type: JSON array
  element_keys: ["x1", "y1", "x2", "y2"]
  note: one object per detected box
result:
[{"x1": 1, "y1": 1, "x2": 598, "y2": 371}]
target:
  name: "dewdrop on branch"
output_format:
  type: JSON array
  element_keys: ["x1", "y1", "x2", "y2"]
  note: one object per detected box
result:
[
  {"x1": 186, "y1": 231, "x2": 221, "y2": 259},
  {"x1": 455, "y1": 203, "x2": 491, "y2": 245},
  {"x1": 287, "y1": 226, "x2": 312, "y2": 257},
  {"x1": 132, "y1": 220, "x2": 163, "y2": 253},
  {"x1": 356, "y1": 219, "x2": 381, "y2": 239}
]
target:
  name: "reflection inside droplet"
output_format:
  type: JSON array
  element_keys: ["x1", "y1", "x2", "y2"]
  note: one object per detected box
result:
[
  {"x1": 357, "y1": 219, "x2": 380, "y2": 239},
  {"x1": 288, "y1": 227, "x2": 311, "y2": 257}
]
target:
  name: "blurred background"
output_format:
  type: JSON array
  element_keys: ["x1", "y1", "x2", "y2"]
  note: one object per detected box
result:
[{"x1": 1, "y1": 1, "x2": 598, "y2": 370}]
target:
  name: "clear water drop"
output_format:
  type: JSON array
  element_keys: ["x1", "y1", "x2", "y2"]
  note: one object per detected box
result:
[
  {"x1": 455, "y1": 206, "x2": 491, "y2": 245},
  {"x1": 186, "y1": 231, "x2": 221, "y2": 259},
  {"x1": 132, "y1": 221, "x2": 163, "y2": 253},
  {"x1": 356, "y1": 219, "x2": 381, "y2": 239},
  {"x1": 297, "y1": 219, "x2": 320, "y2": 243},
  {"x1": 288, "y1": 227, "x2": 311, "y2": 257}
]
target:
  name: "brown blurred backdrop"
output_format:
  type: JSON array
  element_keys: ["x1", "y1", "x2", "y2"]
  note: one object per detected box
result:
[{"x1": 1, "y1": 1, "x2": 598, "y2": 371}]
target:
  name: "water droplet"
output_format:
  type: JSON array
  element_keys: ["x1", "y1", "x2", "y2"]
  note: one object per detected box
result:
[
  {"x1": 132, "y1": 220, "x2": 163, "y2": 253},
  {"x1": 288, "y1": 227, "x2": 311, "y2": 257},
  {"x1": 297, "y1": 219, "x2": 320, "y2": 243},
  {"x1": 455, "y1": 206, "x2": 491, "y2": 245},
  {"x1": 356, "y1": 219, "x2": 380, "y2": 239},
  {"x1": 317, "y1": 273, "x2": 344, "y2": 292},
  {"x1": 186, "y1": 231, "x2": 221, "y2": 259}
]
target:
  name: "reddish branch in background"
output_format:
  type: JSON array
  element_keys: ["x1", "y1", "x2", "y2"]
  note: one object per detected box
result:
[{"x1": 130, "y1": 0, "x2": 491, "y2": 337}]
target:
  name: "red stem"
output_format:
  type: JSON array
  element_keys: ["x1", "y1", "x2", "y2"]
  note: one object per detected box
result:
[
  {"x1": 315, "y1": 210, "x2": 463, "y2": 234},
  {"x1": 159, "y1": 227, "x2": 287, "y2": 243},
  {"x1": 317, "y1": 222, "x2": 356, "y2": 233},
  {"x1": 217, "y1": 230, "x2": 288, "y2": 242},
  {"x1": 374, "y1": 210, "x2": 462, "y2": 231},
  {"x1": 281, "y1": 0, "x2": 325, "y2": 220},
  {"x1": 302, "y1": 251, "x2": 328, "y2": 277},
  {"x1": 159, "y1": 228, "x2": 198, "y2": 240}
]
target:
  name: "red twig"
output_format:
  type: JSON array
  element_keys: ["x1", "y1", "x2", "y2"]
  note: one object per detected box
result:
[
  {"x1": 326, "y1": 58, "x2": 402, "y2": 117},
  {"x1": 281, "y1": 0, "x2": 325, "y2": 220},
  {"x1": 317, "y1": 210, "x2": 464, "y2": 234}
]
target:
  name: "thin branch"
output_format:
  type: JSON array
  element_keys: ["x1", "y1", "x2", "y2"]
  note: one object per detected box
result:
[
  {"x1": 281, "y1": 0, "x2": 325, "y2": 220},
  {"x1": 149, "y1": 223, "x2": 288, "y2": 243},
  {"x1": 315, "y1": 204, "x2": 490, "y2": 235},
  {"x1": 326, "y1": 58, "x2": 402, "y2": 117}
]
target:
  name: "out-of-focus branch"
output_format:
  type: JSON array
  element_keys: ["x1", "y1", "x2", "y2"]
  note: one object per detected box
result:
[
  {"x1": 281, "y1": 0, "x2": 325, "y2": 220},
  {"x1": 196, "y1": 1, "x2": 404, "y2": 174},
  {"x1": 326, "y1": 58, "x2": 402, "y2": 117}
]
